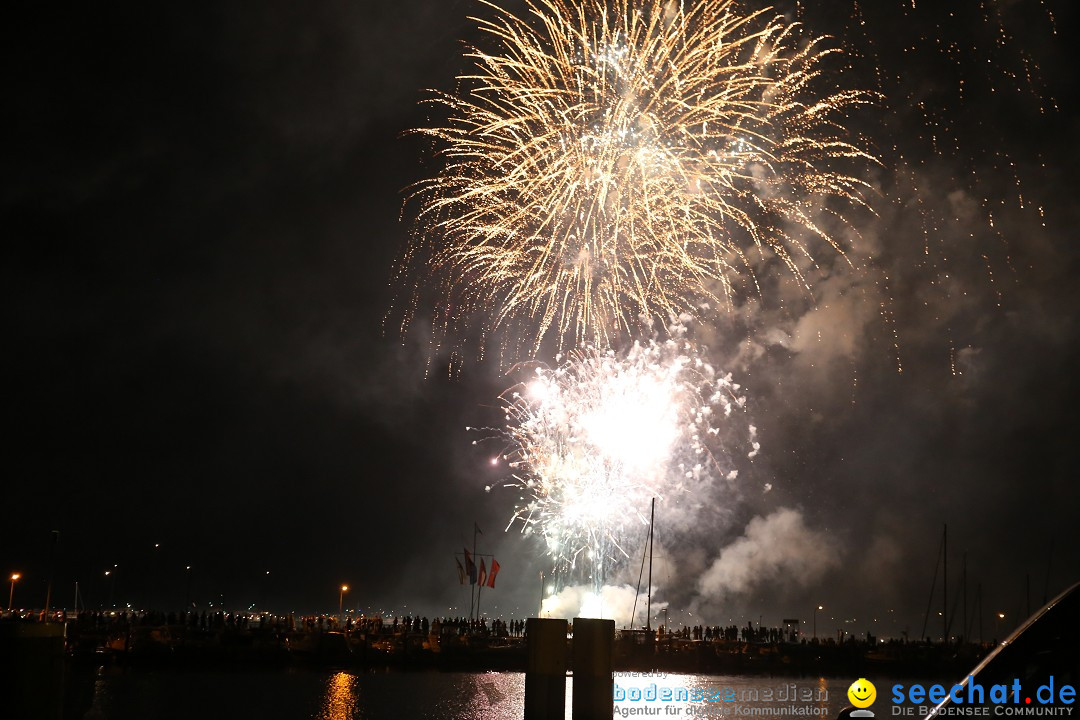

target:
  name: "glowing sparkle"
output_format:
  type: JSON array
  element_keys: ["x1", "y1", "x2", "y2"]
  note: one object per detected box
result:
[
  {"x1": 400, "y1": 0, "x2": 876, "y2": 358},
  {"x1": 493, "y1": 328, "x2": 755, "y2": 587}
]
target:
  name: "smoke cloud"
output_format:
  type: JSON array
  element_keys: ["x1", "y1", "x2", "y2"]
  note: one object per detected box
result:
[
  {"x1": 696, "y1": 508, "x2": 840, "y2": 603},
  {"x1": 542, "y1": 583, "x2": 667, "y2": 628}
]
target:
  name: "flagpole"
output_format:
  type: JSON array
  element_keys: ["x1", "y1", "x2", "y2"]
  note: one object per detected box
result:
[
  {"x1": 460, "y1": 557, "x2": 468, "y2": 617},
  {"x1": 471, "y1": 523, "x2": 478, "y2": 622},
  {"x1": 475, "y1": 524, "x2": 488, "y2": 623}
]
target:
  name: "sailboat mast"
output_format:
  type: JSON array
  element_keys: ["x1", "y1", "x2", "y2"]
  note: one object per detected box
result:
[
  {"x1": 962, "y1": 553, "x2": 968, "y2": 642},
  {"x1": 647, "y1": 497, "x2": 654, "y2": 632}
]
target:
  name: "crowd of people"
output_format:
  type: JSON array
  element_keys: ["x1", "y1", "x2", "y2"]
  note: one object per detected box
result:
[
  {"x1": 41, "y1": 608, "x2": 532, "y2": 641},
  {"x1": 660, "y1": 623, "x2": 801, "y2": 644},
  {"x1": 4, "y1": 608, "x2": 996, "y2": 651}
]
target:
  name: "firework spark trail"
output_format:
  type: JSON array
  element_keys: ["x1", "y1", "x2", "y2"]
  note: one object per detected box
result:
[
  {"x1": 486, "y1": 330, "x2": 758, "y2": 588},
  {"x1": 402, "y1": 0, "x2": 877, "y2": 358},
  {"x1": 781, "y1": 0, "x2": 1061, "y2": 375}
]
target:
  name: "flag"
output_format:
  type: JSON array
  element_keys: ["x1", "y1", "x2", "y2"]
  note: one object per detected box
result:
[
  {"x1": 475, "y1": 522, "x2": 483, "y2": 536},
  {"x1": 486, "y1": 558, "x2": 500, "y2": 588},
  {"x1": 478, "y1": 559, "x2": 487, "y2": 587},
  {"x1": 464, "y1": 548, "x2": 477, "y2": 585},
  {"x1": 455, "y1": 557, "x2": 466, "y2": 585}
]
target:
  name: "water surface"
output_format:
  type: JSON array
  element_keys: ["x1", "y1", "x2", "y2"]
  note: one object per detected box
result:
[{"x1": 63, "y1": 666, "x2": 935, "y2": 720}]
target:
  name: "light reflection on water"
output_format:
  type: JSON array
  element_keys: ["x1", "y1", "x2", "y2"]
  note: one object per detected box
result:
[
  {"x1": 67, "y1": 667, "x2": 934, "y2": 720},
  {"x1": 317, "y1": 672, "x2": 357, "y2": 720},
  {"x1": 308, "y1": 670, "x2": 529, "y2": 720}
]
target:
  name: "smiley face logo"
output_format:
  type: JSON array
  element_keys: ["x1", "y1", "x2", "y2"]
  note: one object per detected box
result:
[{"x1": 848, "y1": 679, "x2": 877, "y2": 708}]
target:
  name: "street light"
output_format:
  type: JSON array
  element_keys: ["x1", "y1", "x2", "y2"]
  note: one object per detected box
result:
[
  {"x1": 8, "y1": 573, "x2": 21, "y2": 612},
  {"x1": 148, "y1": 543, "x2": 161, "y2": 610},
  {"x1": 814, "y1": 605, "x2": 823, "y2": 639},
  {"x1": 185, "y1": 566, "x2": 192, "y2": 608},
  {"x1": 339, "y1": 585, "x2": 349, "y2": 621},
  {"x1": 105, "y1": 565, "x2": 118, "y2": 608}
]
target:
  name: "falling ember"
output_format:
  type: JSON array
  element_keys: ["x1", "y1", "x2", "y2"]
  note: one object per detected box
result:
[
  {"x1": 489, "y1": 328, "x2": 758, "y2": 589},
  {"x1": 400, "y1": 0, "x2": 877, "y2": 358}
]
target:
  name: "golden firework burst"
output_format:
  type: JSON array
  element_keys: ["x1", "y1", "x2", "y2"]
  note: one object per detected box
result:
[{"x1": 401, "y1": 0, "x2": 876, "y2": 358}]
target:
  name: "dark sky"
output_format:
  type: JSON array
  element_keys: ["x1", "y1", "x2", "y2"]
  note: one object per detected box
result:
[{"x1": 4, "y1": 0, "x2": 1077, "y2": 638}]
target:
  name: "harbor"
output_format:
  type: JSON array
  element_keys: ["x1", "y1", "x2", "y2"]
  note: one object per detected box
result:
[{"x1": 4, "y1": 608, "x2": 990, "y2": 678}]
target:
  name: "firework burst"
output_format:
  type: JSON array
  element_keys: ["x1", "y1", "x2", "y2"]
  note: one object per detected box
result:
[
  {"x1": 489, "y1": 331, "x2": 757, "y2": 587},
  {"x1": 401, "y1": 0, "x2": 876, "y2": 357}
]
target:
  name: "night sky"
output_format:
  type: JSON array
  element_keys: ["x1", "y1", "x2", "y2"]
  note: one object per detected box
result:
[{"x1": 4, "y1": 0, "x2": 1077, "y2": 638}]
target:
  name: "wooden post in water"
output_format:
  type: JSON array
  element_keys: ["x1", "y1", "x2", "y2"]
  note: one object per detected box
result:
[
  {"x1": 525, "y1": 617, "x2": 567, "y2": 720},
  {"x1": 572, "y1": 617, "x2": 614, "y2": 720}
]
